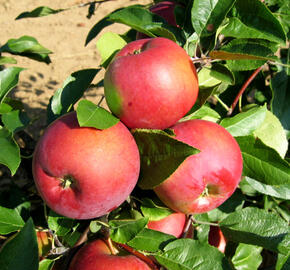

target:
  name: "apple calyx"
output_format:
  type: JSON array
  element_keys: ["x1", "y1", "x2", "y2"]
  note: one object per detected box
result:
[
  {"x1": 200, "y1": 183, "x2": 220, "y2": 197},
  {"x1": 60, "y1": 175, "x2": 76, "y2": 189}
]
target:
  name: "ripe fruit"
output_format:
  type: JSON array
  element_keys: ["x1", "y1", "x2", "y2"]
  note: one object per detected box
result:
[
  {"x1": 147, "y1": 212, "x2": 186, "y2": 238},
  {"x1": 32, "y1": 112, "x2": 140, "y2": 219},
  {"x1": 104, "y1": 37, "x2": 199, "y2": 129},
  {"x1": 208, "y1": 226, "x2": 226, "y2": 253},
  {"x1": 69, "y1": 239, "x2": 152, "y2": 270},
  {"x1": 154, "y1": 119, "x2": 243, "y2": 214}
]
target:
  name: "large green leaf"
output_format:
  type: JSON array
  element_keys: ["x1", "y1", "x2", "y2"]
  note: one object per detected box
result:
[
  {"x1": 224, "y1": 0, "x2": 286, "y2": 44},
  {"x1": 47, "y1": 68, "x2": 100, "y2": 123},
  {"x1": 0, "y1": 67, "x2": 24, "y2": 103},
  {"x1": 220, "y1": 105, "x2": 267, "y2": 137},
  {"x1": 220, "y1": 207, "x2": 290, "y2": 255},
  {"x1": 236, "y1": 135, "x2": 290, "y2": 186},
  {"x1": 191, "y1": 0, "x2": 237, "y2": 37},
  {"x1": 232, "y1": 243, "x2": 263, "y2": 270},
  {"x1": 132, "y1": 129, "x2": 200, "y2": 189},
  {"x1": 76, "y1": 99, "x2": 119, "y2": 130},
  {"x1": 109, "y1": 217, "x2": 148, "y2": 244},
  {"x1": 0, "y1": 218, "x2": 38, "y2": 270},
  {"x1": 0, "y1": 205, "x2": 24, "y2": 234},
  {"x1": 0, "y1": 36, "x2": 52, "y2": 63},
  {"x1": 276, "y1": 252, "x2": 290, "y2": 270},
  {"x1": 15, "y1": 6, "x2": 65, "y2": 20},
  {"x1": 1, "y1": 110, "x2": 30, "y2": 134},
  {"x1": 155, "y1": 239, "x2": 232, "y2": 270},
  {"x1": 0, "y1": 127, "x2": 20, "y2": 175}
]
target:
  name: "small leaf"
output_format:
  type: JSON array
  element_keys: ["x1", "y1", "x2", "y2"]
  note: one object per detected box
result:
[
  {"x1": 140, "y1": 198, "x2": 173, "y2": 221},
  {"x1": 220, "y1": 105, "x2": 267, "y2": 137},
  {"x1": 181, "y1": 106, "x2": 221, "y2": 123},
  {"x1": 0, "y1": 56, "x2": 17, "y2": 65},
  {"x1": 128, "y1": 228, "x2": 176, "y2": 252},
  {"x1": 191, "y1": 0, "x2": 237, "y2": 37},
  {"x1": 109, "y1": 217, "x2": 148, "y2": 244},
  {"x1": 155, "y1": 239, "x2": 232, "y2": 270},
  {"x1": 0, "y1": 67, "x2": 25, "y2": 103},
  {"x1": 89, "y1": 221, "x2": 102, "y2": 233},
  {"x1": 0, "y1": 218, "x2": 38, "y2": 270},
  {"x1": 39, "y1": 259, "x2": 55, "y2": 270},
  {"x1": 16, "y1": 6, "x2": 65, "y2": 20},
  {"x1": 96, "y1": 32, "x2": 127, "y2": 68},
  {"x1": 276, "y1": 252, "x2": 290, "y2": 270},
  {"x1": 243, "y1": 177, "x2": 290, "y2": 200},
  {"x1": 2, "y1": 110, "x2": 30, "y2": 133},
  {"x1": 132, "y1": 129, "x2": 200, "y2": 189},
  {"x1": 253, "y1": 110, "x2": 288, "y2": 158},
  {"x1": 198, "y1": 67, "x2": 222, "y2": 88},
  {"x1": 220, "y1": 207, "x2": 290, "y2": 255},
  {"x1": 0, "y1": 205, "x2": 24, "y2": 234},
  {"x1": 0, "y1": 127, "x2": 21, "y2": 175},
  {"x1": 232, "y1": 243, "x2": 263, "y2": 270},
  {"x1": 76, "y1": 100, "x2": 119, "y2": 130},
  {"x1": 47, "y1": 68, "x2": 100, "y2": 123}
]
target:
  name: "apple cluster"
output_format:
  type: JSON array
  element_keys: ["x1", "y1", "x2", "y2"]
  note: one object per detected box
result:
[{"x1": 32, "y1": 1, "x2": 243, "y2": 269}]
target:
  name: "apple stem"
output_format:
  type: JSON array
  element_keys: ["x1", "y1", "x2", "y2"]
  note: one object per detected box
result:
[
  {"x1": 192, "y1": 217, "x2": 219, "y2": 227},
  {"x1": 227, "y1": 66, "x2": 263, "y2": 116},
  {"x1": 214, "y1": 94, "x2": 230, "y2": 112}
]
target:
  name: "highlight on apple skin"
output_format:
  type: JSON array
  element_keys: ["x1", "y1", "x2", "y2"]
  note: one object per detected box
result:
[
  {"x1": 147, "y1": 212, "x2": 186, "y2": 238},
  {"x1": 154, "y1": 119, "x2": 243, "y2": 214},
  {"x1": 69, "y1": 239, "x2": 152, "y2": 270},
  {"x1": 32, "y1": 111, "x2": 140, "y2": 219},
  {"x1": 104, "y1": 37, "x2": 199, "y2": 130}
]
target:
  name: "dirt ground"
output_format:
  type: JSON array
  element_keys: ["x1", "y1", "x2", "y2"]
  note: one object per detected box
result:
[{"x1": 1, "y1": 0, "x2": 151, "y2": 139}]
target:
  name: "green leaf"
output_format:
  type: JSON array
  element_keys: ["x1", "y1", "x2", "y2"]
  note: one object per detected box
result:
[
  {"x1": 0, "y1": 218, "x2": 38, "y2": 270},
  {"x1": 89, "y1": 221, "x2": 102, "y2": 233},
  {"x1": 0, "y1": 56, "x2": 17, "y2": 65},
  {"x1": 132, "y1": 129, "x2": 200, "y2": 189},
  {"x1": 253, "y1": 110, "x2": 288, "y2": 158},
  {"x1": 2, "y1": 110, "x2": 30, "y2": 133},
  {"x1": 271, "y1": 69, "x2": 290, "y2": 136},
  {"x1": 47, "y1": 69, "x2": 100, "y2": 123},
  {"x1": 0, "y1": 127, "x2": 20, "y2": 175},
  {"x1": 128, "y1": 228, "x2": 176, "y2": 252},
  {"x1": 155, "y1": 239, "x2": 232, "y2": 270},
  {"x1": 198, "y1": 67, "x2": 222, "y2": 89},
  {"x1": 109, "y1": 217, "x2": 148, "y2": 244},
  {"x1": 276, "y1": 252, "x2": 290, "y2": 270},
  {"x1": 15, "y1": 6, "x2": 65, "y2": 20},
  {"x1": 0, "y1": 67, "x2": 24, "y2": 103},
  {"x1": 191, "y1": 0, "x2": 237, "y2": 37},
  {"x1": 140, "y1": 198, "x2": 173, "y2": 221},
  {"x1": 232, "y1": 243, "x2": 263, "y2": 270},
  {"x1": 243, "y1": 177, "x2": 290, "y2": 200},
  {"x1": 107, "y1": 6, "x2": 180, "y2": 42},
  {"x1": 225, "y1": 0, "x2": 286, "y2": 44},
  {"x1": 76, "y1": 99, "x2": 119, "y2": 130},
  {"x1": 181, "y1": 106, "x2": 221, "y2": 123},
  {"x1": 220, "y1": 105, "x2": 267, "y2": 136},
  {"x1": 236, "y1": 135, "x2": 290, "y2": 186},
  {"x1": 47, "y1": 210, "x2": 77, "y2": 237},
  {"x1": 0, "y1": 205, "x2": 24, "y2": 234},
  {"x1": 96, "y1": 32, "x2": 127, "y2": 68},
  {"x1": 220, "y1": 207, "x2": 290, "y2": 255},
  {"x1": 39, "y1": 259, "x2": 55, "y2": 270},
  {"x1": 0, "y1": 36, "x2": 52, "y2": 63}
]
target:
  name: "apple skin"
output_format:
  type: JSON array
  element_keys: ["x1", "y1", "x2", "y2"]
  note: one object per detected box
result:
[
  {"x1": 154, "y1": 119, "x2": 243, "y2": 214},
  {"x1": 104, "y1": 37, "x2": 199, "y2": 130},
  {"x1": 69, "y1": 239, "x2": 152, "y2": 270},
  {"x1": 208, "y1": 226, "x2": 226, "y2": 253},
  {"x1": 32, "y1": 112, "x2": 140, "y2": 219},
  {"x1": 147, "y1": 213, "x2": 186, "y2": 238}
]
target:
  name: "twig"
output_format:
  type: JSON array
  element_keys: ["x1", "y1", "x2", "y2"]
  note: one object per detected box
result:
[
  {"x1": 227, "y1": 66, "x2": 263, "y2": 116},
  {"x1": 73, "y1": 225, "x2": 90, "y2": 248},
  {"x1": 181, "y1": 215, "x2": 193, "y2": 238}
]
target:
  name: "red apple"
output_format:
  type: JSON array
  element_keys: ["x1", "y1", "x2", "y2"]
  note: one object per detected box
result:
[
  {"x1": 104, "y1": 37, "x2": 199, "y2": 129},
  {"x1": 32, "y1": 111, "x2": 140, "y2": 219},
  {"x1": 136, "y1": 1, "x2": 179, "y2": 39},
  {"x1": 69, "y1": 239, "x2": 152, "y2": 270},
  {"x1": 147, "y1": 212, "x2": 186, "y2": 238},
  {"x1": 208, "y1": 226, "x2": 227, "y2": 253},
  {"x1": 154, "y1": 119, "x2": 243, "y2": 214}
]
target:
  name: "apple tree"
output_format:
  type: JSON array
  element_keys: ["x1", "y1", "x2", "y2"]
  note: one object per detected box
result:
[{"x1": 0, "y1": 0, "x2": 289, "y2": 269}]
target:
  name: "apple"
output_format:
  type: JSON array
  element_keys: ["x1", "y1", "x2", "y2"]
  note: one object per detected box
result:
[
  {"x1": 104, "y1": 37, "x2": 199, "y2": 129},
  {"x1": 208, "y1": 226, "x2": 226, "y2": 253},
  {"x1": 136, "y1": 1, "x2": 179, "y2": 39},
  {"x1": 147, "y1": 212, "x2": 186, "y2": 238},
  {"x1": 69, "y1": 239, "x2": 152, "y2": 270},
  {"x1": 154, "y1": 119, "x2": 243, "y2": 214},
  {"x1": 32, "y1": 111, "x2": 140, "y2": 219}
]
